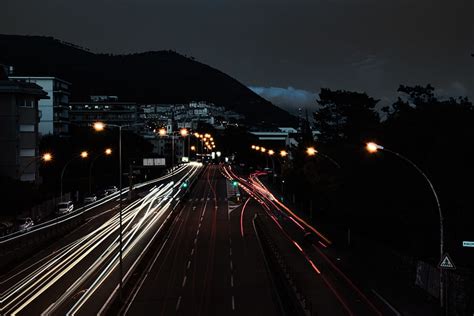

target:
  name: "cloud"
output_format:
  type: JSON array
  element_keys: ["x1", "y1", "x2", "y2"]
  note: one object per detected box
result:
[
  {"x1": 249, "y1": 86, "x2": 317, "y2": 114},
  {"x1": 437, "y1": 81, "x2": 468, "y2": 99}
]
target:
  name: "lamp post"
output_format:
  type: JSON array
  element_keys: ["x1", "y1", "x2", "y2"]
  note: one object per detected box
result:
[
  {"x1": 366, "y1": 142, "x2": 444, "y2": 309},
  {"x1": 88, "y1": 148, "x2": 112, "y2": 194},
  {"x1": 306, "y1": 146, "x2": 341, "y2": 169},
  {"x1": 60, "y1": 151, "x2": 88, "y2": 201},
  {"x1": 157, "y1": 127, "x2": 189, "y2": 179},
  {"x1": 93, "y1": 121, "x2": 143, "y2": 302},
  {"x1": 19, "y1": 152, "x2": 53, "y2": 178}
]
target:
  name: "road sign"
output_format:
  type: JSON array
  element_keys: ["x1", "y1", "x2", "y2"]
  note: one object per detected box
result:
[
  {"x1": 438, "y1": 253, "x2": 456, "y2": 270},
  {"x1": 463, "y1": 241, "x2": 474, "y2": 248}
]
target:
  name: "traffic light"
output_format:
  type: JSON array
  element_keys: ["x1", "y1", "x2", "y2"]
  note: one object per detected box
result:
[
  {"x1": 182, "y1": 181, "x2": 188, "y2": 188},
  {"x1": 232, "y1": 180, "x2": 238, "y2": 187}
]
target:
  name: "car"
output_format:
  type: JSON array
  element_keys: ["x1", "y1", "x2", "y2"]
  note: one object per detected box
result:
[
  {"x1": 105, "y1": 186, "x2": 118, "y2": 194},
  {"x1": 16, "y1": 217, "x2": 34, "y2": 232},
  {"x1": 84, "y1": 194, "x2": 97, "y2": 204},
  {"x1": 0, "y1": 221, "x2": 14, "y2": 237},
  {"x1": 56, "y1": 201, "x2": 74, "y2": 215}
]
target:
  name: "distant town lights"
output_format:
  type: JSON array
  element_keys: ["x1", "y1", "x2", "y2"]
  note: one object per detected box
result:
[
  {"x1": 280, "y1": 150, "x2": 288, "y2": 157},
  {"x1": 268, "y1": 149, "x2": 275, "y2": 156},
  {"x1": 180, "y1": 128, "x2": 188, "y2": 137},
  {"x1": 80, "y1": 151, "x2": 89, "y2": 158},
  {"x1": 105, "y1": 148, "x2": 112, "y2": 155}
]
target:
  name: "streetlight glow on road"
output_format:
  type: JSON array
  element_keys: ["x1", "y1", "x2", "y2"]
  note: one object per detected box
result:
[
  {"x1": 105, "y1": 148, "x2": 112, "y2": 155},
  {"x1": 180, "y1": 128, "x2": 188, "y2": 137},
  {"x1": 280, "y1": 150, "x2": 288, "y2": 157},
  {"x1": 268, "y1": 149, "x2": 275, "y2": 156},
  {"x1": 80, "y1": 151, "x2": 89, "y2": 159},
  {"x1": 260, "y1": 147, "x2": 266, "y2": 153}
]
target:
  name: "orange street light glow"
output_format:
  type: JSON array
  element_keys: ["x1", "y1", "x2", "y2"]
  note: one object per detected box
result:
[
  {"x1": 251, "y1": 145, "x2": 256, "y2": 149},
  {"x1": 280, "y1": 150, "x2": 288, "y2": 157},
  {"x1": 180, "y1": 128, "x2": 188, "y2": 137},
  {"x1": 255, "y1": 146, "x2": 260, "y2": 150},
  {"x1": 80, "y1": 151, "x2": 89, "y2": 158},
  {"x1": 42, "y1": 153, "x2": 53, "y2": 161},
  {"x1": 191, "y1": 145, "x2": 196, "y2": 151},
  {"x1": 268, "y1": 149, "x2": 275, "y2": 156},
  {"x1": 105, "y1": 148, "x2": 112, "y2": 155},
  {"x1": 261, "y1": 147, "x2": 266, "y2": 153},
  {"x1": 366, "y1": 142, "x2": 382, "y2": 153},
  {"x1": 306, "y1": 147, "x2": 317, "y2": 156},
  {"x1": 158, "y1": 128, "x2": 167, "y2": 136},
  {"x1": 194, "y1": 132, "x2": 200, "y2": 138},
  {"x1": 93, "y1": 122, "x2": 105, "y2": 131}
]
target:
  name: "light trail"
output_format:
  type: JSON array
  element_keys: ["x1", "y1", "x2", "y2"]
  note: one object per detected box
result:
[{"x1": 0, "y1": 163, "x2": 202, "y2": 315}]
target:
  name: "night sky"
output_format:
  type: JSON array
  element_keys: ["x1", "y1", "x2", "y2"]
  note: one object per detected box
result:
[{"x1": 3, "y1": 0, "x2": 473, "y2": 113}]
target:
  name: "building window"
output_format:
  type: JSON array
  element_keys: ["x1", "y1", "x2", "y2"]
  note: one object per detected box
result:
[
  {"x1": 19, "y1": 124, "x2": 35, "y2": 132},
  {"x1": 20, "y1": 149, "x2": 35, "y2": 157}
]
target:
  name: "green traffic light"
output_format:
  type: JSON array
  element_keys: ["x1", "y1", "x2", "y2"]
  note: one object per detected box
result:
[
  {"x1": 232, "y1": 181, "x2": 238, "y2": 187},
  {"x1": 182, "y1": 182, "x2": 188, "y2": 188}
]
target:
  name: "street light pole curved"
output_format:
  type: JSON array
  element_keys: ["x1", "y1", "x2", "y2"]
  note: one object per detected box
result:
[
  {"x1": 60, "y1": 157, "x2": 79, "y2": 202},
  {"x1": 379, "y1": 145, "x2": 444, "y2": 308}
]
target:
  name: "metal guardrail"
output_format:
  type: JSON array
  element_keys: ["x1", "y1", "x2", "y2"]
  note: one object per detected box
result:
[
  {"x1": 253, "y1": 213, "x2": 312, "y2": 316},
  {"x1": 0, "y1": 165, "x2": 190, "y2": 269}
]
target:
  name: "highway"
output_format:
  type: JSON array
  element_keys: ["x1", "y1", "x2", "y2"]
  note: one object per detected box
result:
[
  {"x1": 0, "y1": 163, "x2": 202, "y2": 315},
  {"x1": 1, "y1": 163, "x2": 395, "y2": 315},
  {"x1": 223, "y1": 166, "x2": 392, "y2": 316},
  {"x1": 123, "y1": 164, "x2": 280, "y2": 315}
]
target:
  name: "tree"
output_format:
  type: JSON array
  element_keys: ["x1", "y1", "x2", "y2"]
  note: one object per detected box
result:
[{"x1": 313, "y1": 88, "x2": 380, "y2": 144}]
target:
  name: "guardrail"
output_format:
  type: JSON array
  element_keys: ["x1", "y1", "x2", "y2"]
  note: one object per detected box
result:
[
  {"x1": 0, "y1": 164, "x2": 191, "y2": 270},
  {"x1": 253, "y1": 213, "x2": 312, "y2": 316}
]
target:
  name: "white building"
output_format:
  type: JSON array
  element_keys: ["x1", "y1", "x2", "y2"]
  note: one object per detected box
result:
[{"x1": 11, "y1": 77, "x2": 71, "y2": 136}]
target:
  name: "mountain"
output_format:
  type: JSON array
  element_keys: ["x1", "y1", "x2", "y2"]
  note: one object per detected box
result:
[{"x1": 0, "y1": 34, "x2": 295, "y2": 126}]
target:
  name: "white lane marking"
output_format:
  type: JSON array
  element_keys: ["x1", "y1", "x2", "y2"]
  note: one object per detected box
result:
[
  {"x1": 229, "y1": 248, "x2": 232, "y2": 256},
  {"x1": 196, "y1": 229, "x2": 200, "y2": 236},
  {"x1": 176, "y1": 296, "x2": 182, "y2": 311},
  {"x1": 230, "y1": 261, "x2": 233, "y2": 270},
  {"x1": 194, "y1": 238, "x2": 197, "y2": 244},
  {"x1": 230, "y1": 275, "x2": 234, "y2": 287},
  {"x1": 182, "y1": 275, "x2": 187, "y2": 287},
  {"x1": 372, "y1": 289, "x2": 401, "y2": 316},
  {"x1": 191, "y1": 248, "x2": 194, "y2": 256},
  {"x1": 231, "y1": 295, "x2": 235, "y2": 310},
  {"x1": 187, "y1": 260, "x2": 191, "y2": 269}
]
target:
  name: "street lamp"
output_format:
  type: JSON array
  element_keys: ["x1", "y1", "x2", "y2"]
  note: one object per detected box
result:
[
  {"x1": 280, "y1": 150, "x2": 288, "y2": 157},
  {"x1": 19, "y1": 152, "x2": 53, "y2": 178},
  {"x1": 306, "y1": 146, "x2": 317, "y2": 156},
  {"x1": 306, "y1": 147, "x2": 341, "y2": 169},
  {"x1": 366, "y1": 141, "x2": 445, "y2": 308},
  {"x1": 89, "y1": 148, "x2": 113, "y2": 194},
  {"x1": 60, "y1": 151, "x2": 88, "y2": 201},
  {"x1": 93, "y1": 121, "x2": 143, "y2": 301}
]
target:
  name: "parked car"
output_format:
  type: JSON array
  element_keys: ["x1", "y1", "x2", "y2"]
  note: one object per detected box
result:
[
  {"x1": 105, "y1": 186, "x2": 118, "y2": 194},
  {"x1": 0, "y1": 221, "x2": 14, "y2": 237},
  {"x1": 16, "y1": 217, "x2": 34, "y2": 232},
  {"x1": 56, "y1": 201, "x2": 74, "y2": 215},
  {"x1": 84, "y1": 194, "x2": 97, "y2": 204}
]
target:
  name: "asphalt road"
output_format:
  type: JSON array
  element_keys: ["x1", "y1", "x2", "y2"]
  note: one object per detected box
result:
[
  {"x1": 124, "y1": 164, "x2": 281, "y2": 316},
  {"x1": 0, "y1": 163, "x2": 201, "y2": 315}
]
